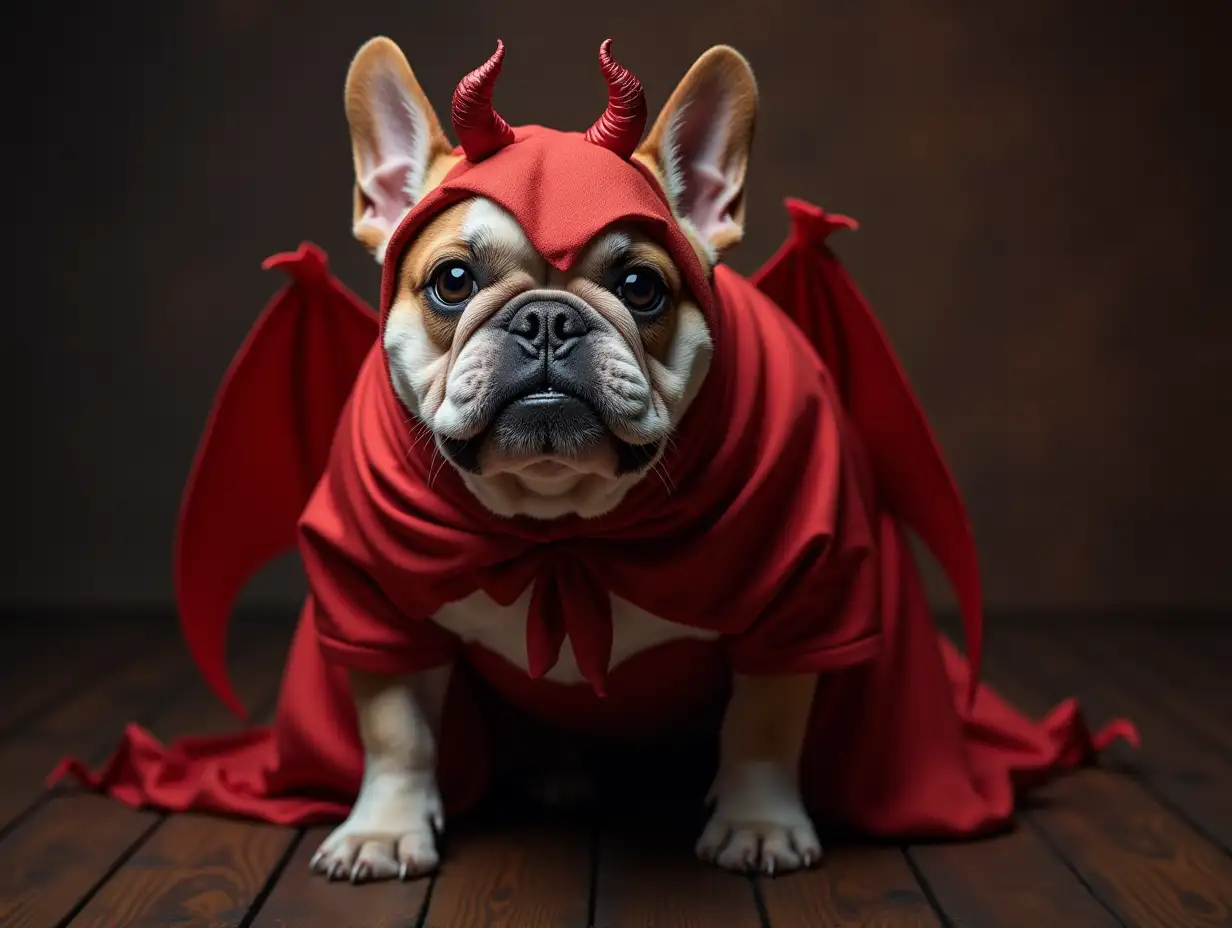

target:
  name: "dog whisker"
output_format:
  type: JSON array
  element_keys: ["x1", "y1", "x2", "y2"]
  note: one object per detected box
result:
[
  {"x1": 402, "y1": 419, "x2": 439, "y2": 464},
  {"x1": 652, "y1": 458, "x2": 676, "y2": 495},
  {"x1": 427, "y1": 442, "x2": 448, "y2": 489}
]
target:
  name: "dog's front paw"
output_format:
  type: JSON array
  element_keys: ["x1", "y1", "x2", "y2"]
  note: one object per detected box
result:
[
  {"x1": 696, "y1": 760, "x2": 821, "y2": 876},
  {"x1": 309, "y1": 769, "x2": 444, "y2": 883}
]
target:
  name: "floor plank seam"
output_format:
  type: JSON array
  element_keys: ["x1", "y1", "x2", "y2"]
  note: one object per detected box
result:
[
  {"x1": 586, "y1": 818, "x2": 601, "y2": 928},
  {"x1": 0, "y1": 645, "x2": 251, "y2": 838},
  {"x1": 901, "y1": 845, "x2": 955, "y2": 928},
  {"x1": 0, "y1": 786, "x2": 54, "y2": 845},
  {"x1": 1121, "y1": 766, "x2": 1232, "y2": 861},
  {"x1": 0, "y1": 627, "x2": 279, "y2": 841},
  {"x1": 750, "y1": 874, "x2": 773, "y2": 928},
  {"x1": 1023, "y1": 813, "x2": 1130, "y2": 928},
  {"x1": 413, "y1": 867, "x2": 440, "y2": 928},
  {"x1": 52, "y1": 812, "x2": 168, "y2": 928},
  {"x1": 71, "y1": 624, "x2": 276, "y2": 769},
  {"x1": 1066, "y1": 632, "x2": 1232, "y2": 765},
  {"x1": 237, "y1": 826, "x2": 305, "y2": 928},
  {"x1": 0, "y1": 628, "x2": 177, "y2": 748},
  {"x1": 5, "y1": 617, "x2": 1227, "y2": 927}
]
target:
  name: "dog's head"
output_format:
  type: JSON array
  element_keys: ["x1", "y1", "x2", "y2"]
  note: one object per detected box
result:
[{"x1": 344, "y1": 39, "x2": 757, "y2": 519}]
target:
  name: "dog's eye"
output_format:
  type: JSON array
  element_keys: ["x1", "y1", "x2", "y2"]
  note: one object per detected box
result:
[
  {"x1": 430, "y1": 261, "x2": 477, "y2": 307},
  {"x1": 616, "y1": 268, "x2": 665, "y2": 316}
]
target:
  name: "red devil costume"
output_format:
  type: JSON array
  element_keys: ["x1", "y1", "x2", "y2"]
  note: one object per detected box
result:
[{"x1": 54, "y1": 41, "x2": 1136, "y2": 836}]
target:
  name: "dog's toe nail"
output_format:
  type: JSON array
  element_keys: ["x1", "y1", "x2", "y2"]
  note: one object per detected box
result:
[
  {"x1": 765, "y1": 859, "x2": 776, "y2": 876},
  {"x1": 399, "y1": 860, "x2": 409, "y2": 881},
  {"x1": 309, "y1": 852, "x2": 322, "y2": 872}
]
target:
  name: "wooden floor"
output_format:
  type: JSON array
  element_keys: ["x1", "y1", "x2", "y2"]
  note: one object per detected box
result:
[{"x1": 0, "y1": 613, "x2": 1229, "y2": 927}]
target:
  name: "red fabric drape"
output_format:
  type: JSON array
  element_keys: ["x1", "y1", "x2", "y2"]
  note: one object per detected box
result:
[{"x1": 51, "y1": 127, "x2": 1136, "y2": 836}]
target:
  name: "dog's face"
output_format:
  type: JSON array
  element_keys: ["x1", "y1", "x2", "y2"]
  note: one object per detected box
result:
[
  {"x1": 344, "y1": 39, "x2": 757, "y2": 519},
  {"x1": 383, "y1": 205, "x2": 717, "y2": 519}
]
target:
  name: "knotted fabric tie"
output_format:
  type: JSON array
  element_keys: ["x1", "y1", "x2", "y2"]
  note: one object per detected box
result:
[{"x1": 525, "y1": 551, "x2": 613, "y2": 696}]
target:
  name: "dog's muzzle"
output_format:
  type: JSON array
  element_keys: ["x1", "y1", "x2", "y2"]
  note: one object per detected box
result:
[{"x1": 440, "y1": 292, "x2": 660, "y2": 475}]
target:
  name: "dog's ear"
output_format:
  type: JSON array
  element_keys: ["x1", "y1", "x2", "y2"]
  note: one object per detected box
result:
[
  {"x1": 345, "y1": 37, "x2": 456, "y2": 263},
  {"x1": 635, "y1": 46, "x2": 757, "y2": 259}
]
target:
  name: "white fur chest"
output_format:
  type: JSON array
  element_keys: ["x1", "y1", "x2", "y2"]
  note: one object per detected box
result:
[{"x1": 432, "y1": 588, "x2": 719, "y2": 684}]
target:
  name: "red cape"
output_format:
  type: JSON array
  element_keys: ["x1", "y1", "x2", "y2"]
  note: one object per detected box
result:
[{"x1": 52, "y1": 126, "x2": 1136, "y2": 836}]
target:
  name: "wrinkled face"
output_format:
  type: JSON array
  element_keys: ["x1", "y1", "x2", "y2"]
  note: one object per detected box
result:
[
  {"x1": 344, "y1": 37, "x2": 757, "y2": 519},
  {"x1": 385, "y1": 199, "x2": 713, "y2": 518}
]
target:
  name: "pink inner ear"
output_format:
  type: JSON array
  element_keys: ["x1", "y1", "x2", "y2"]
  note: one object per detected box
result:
[
  {"x1": 665, "y1": 81, "x2": 745, "y2": 246},
  {"x1": 688, "y1": 162, "x2": 742, "y2": 242},
  {"x1": 358, "y1": 158, "x2": 417, "y2": 234}
]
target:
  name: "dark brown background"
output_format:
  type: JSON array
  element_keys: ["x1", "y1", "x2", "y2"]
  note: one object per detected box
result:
[{"x1": 4, "y1": 2, "x2": 1229, "y2": 612}]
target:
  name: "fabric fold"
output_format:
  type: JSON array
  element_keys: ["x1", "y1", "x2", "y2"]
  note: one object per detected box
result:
[{"x1": 51, "y1": 126, "x2": 1136, "y2": 838}]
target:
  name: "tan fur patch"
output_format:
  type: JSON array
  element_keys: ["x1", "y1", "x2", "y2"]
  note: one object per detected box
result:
[
  {"x1": 618, "y1": 241, "x2": 684, "y2": 361},
  {"x1": 343, "y1": 37, "x2": 461, "y2": 258},
  {"x1": 395, "y1": 203, "x2": 472, "y2": 350},
  {"x1": 566, "y1": 231, "x2": 693, "y2": 364},
  {"x1": 354, "y1": 152, "x2": 465, "y2": 255},
  {"x1": 720, "y1": 673, "x2": 818, "y2": 769},
  {"x1": 633, "y1": 44, "x2": 758, "y2": 262}
]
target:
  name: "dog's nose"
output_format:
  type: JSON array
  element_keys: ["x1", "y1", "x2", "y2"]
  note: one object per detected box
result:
[{"x1": 506, "y1": 300, "x2": 588, "y2": 358}]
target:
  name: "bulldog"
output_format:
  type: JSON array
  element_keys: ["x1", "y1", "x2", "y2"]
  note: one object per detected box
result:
[
  {"x1": 55, "y1": 30, "x2": 1127, "y2": 888},
  {"x1": 307, "y1": 37, "x2": 823, "y2": 881}
]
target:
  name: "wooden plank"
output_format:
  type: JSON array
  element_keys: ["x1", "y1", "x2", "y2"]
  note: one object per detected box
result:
[
  {"x1": 1169, "y1": 618, "x2": 1232, "y2": 665},
  {"x1": 0, "y1": 612, "x2": 113, "y2": 677},
  {"x1": 0, "y1": 621, "x2": 292, "y2": 927},
  {"x1": 1034, "y1": 768, "x2": 1232, "y2": 928},
  {"x1": 249, "y1": 824, "x2": 431, "y2": 928},
  {"x1": 1098, "y1": 615, "x2": 1231, "y2": 663},
  {"x1": 909, "y1": 827, "x2": 1118, "y2": 927},
  {"x1": 1065, "y1": 619, "x2": 1232, "y2": 759},
  {"x1": 0, "y1": 616, "x2": 287, "y2": 830},
  {"x1": 983, "y1": 620, "x2": 1232, "y2": 927},
  {"x1": 67, "y1": 812, "x2": 296, "y2": 928},
  {"x1": 1078, "y1": 615, "x2": 1232, "y2": 670},
  {"x1": 137, "y1": 616, "x2": 292, "y2": 742},
  {"x1": 0, "y1": 623, "x2": 184, "y2": 829},
  {"x1": 991, "y1": 620, "x2": 1232, "y2": 854},
  {"x1": 594, "y1": 820, "x2": 763, "y2": 928},
  {"x1": 889, "y1": 621, "x2": 1122, "y2": 926},
  {"x1": 0, "y1": 793, "x2": 159, "y2": 928},
  {"x1": 761, "y1": 844, "x2": 940, "y2": 928},
  {"x1": 0, "y1": 614, "x2": 168, "y2": 739},
  {"x1": 423, "y1": 811, "x2": 593, "y2": 928}
]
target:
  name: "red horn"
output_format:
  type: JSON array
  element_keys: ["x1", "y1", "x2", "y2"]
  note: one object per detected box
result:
[
  {"x1": 451, "y1": 40, "x2": 515, "y2": 162},
  {"x1": 583, "y1": 39, "x2": 647, "y2": 160}
]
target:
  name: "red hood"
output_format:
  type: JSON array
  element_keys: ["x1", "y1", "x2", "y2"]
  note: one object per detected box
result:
[{"x1": 376, "y1": 125, "x2": 716, "y2": 340}]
